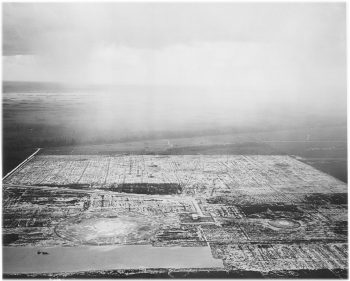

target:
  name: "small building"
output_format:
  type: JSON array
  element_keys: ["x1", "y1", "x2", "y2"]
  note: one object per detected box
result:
[{"x1": 191, "y1": 214, "x2": 200, "y2": 221}]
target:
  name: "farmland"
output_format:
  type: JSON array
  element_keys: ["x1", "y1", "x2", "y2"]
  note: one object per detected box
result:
[{"x1": 3, "y1": 154, "x2": 348, "y2": 277}]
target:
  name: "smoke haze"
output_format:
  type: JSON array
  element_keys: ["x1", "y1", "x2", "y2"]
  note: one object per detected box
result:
[{"x1": 3, "y1": 3, "x2": 347, "y2": 134}]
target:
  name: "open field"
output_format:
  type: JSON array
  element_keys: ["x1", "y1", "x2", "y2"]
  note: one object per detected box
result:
[{"x1": 3, "y1": 154, "x2": 347, "y2": 277}]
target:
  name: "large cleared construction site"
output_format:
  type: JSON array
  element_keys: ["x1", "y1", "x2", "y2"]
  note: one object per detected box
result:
[{"x1": 3, "y1": 153, "x2": 348, "y2": 278}]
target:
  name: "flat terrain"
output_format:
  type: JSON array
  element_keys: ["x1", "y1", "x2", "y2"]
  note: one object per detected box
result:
[
  {"x1": 3, "y1": 154, "x2": 347, "y2": 278},
  {"x1": 3, "y1": 81, "x2": 347, "y2": 183},
  {"x1": 2, "y1": 82, "x2": 348, "y2": 277}
]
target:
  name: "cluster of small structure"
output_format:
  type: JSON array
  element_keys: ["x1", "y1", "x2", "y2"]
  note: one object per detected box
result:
[{"x1": 3, "y1": 154, "x2": 348, "y2": 277}]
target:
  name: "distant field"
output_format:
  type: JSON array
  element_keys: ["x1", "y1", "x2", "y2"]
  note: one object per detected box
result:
[
  {"x1": 40, "y1": 132, "x2": 347, "y2": 182},
  {"x1": 4, "y1": 127, "x2": 347, "y2": 182},
  {"x1": 4, "y1": 155, "x2": 345, "y2": 196},
  {"x1": 3, "y1": 82, "x2": 347, "y2": 182}
]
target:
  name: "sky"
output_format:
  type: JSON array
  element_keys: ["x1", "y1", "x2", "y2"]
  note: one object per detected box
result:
[{"x1": 2, "y1": 2, "x2": 347, "y2": 123}]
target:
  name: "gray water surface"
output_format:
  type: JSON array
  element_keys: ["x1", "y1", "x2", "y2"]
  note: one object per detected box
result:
[{"x1": 3, "y1": 245, "x2": 224, "y2": 274}]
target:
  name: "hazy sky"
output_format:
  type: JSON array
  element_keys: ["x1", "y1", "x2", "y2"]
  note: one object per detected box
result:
[{"x1": 2, "y1": 3, "x2": 347, "y2": 119}]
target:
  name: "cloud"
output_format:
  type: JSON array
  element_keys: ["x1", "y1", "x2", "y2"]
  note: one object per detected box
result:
[
  {"x1": 3, "y1": 3, "x2": 346, "y2": 54},
  {"x1": 4, "y1": 40, "x2": 345, "y2": 92},
  {"x1": 2, "y1": 2, "x2": 346, "y2": 116}
]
